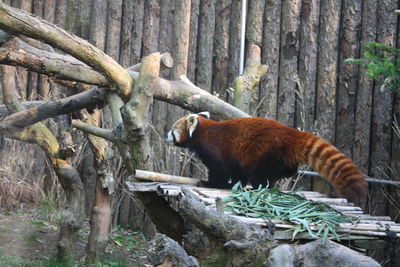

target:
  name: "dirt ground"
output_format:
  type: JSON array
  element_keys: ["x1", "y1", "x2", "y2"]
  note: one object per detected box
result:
[
  {"x1": 0, "y1": 208, "x2": 149, "y2": 266},
  {"x1": 0, "y1": 210, "x2": 59, "y2": 262}
]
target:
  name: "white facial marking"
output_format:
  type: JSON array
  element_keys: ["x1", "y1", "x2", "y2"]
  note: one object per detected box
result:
[
  {"x1": 173, "y1": 130, "x2": 181, "y2": 143},
  {"x1": 166, "y1": 130, "x2": 174, "y2": 144},
  {"x1": 187, "y1": 115, "x2": 199, "y2": 138}
]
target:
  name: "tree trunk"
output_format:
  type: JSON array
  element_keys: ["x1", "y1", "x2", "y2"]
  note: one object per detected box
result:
[
  {"x1": 86, "y1": 178, "x2": 112, "y2": 262},
  {"x1": 259, "y1": 0, "x2": 281, "y2": 119},
  {"x1": 120, "y1": 53, "x2": 186, "y2": 242},
  {"x1": 84, "y1": 109, "x2": 113, "y2": 263}
]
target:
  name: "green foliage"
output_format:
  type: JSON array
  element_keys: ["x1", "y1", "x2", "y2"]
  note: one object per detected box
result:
[
  {"x1": 0, "y1": 252, "x2": 133, "y2": 267},
  {"x1": 345, "y1": 42, "x2": 400, "y2": 93},
  {"x1": 111, "y1": 225, "x2": 147, "y2": 253},
  {"x1": 223, "y1": 183, "x2": 356, "y2": 244}
]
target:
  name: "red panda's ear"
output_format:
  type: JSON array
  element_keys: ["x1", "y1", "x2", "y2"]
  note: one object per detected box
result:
[
  {"x1": 186, "y1": 114, "x2": 199, "y2": 138},
  {"x1": 198, "y1": 111, "x2": 210, "y2": 119}
]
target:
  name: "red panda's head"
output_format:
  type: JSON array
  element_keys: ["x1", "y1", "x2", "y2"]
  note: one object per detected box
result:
[{"x1": 166, "y1": 111, "x2": 210, "y2": 147}]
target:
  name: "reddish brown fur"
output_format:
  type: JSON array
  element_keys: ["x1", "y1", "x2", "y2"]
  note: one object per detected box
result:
[{"x1": 170, "y1": 115, "x2": 368, "y2": 207}]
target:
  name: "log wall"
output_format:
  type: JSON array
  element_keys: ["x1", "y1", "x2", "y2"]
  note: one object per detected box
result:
[{"x1": 2, "y1": 0, "x2": 400, "y2": 219}]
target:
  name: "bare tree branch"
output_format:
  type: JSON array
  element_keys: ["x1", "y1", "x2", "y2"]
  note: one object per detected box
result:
[
  {"x1": 0, "y1": 2, "x2": 249, "y2": 134},
  {"x1": 72, "y1": 119, "x2": 114, "y2": 142},
  {"x1": 0, "y1": 2, "x2": 133, "y2": 98},
  {"x1": 0, "y1": 87, "x2": 106, "y2": 135},
  {"x1": 0, "y1": 37, "x2": 108, "y2": 86}
]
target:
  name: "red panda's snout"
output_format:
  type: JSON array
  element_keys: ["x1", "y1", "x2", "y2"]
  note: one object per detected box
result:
[
  {"x1": 166, "y1": 130, "x2": 175, "y2": 145},
  {"x1": 166, "y1": 128, "x2": 188, "y2": 147}
]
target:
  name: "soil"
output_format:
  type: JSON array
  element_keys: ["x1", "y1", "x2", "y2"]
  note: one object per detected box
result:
[
  {"x1": 0, "y1": 209, "x2": 59, "y2": 262},
  {"x1": 0, "y1": 208, "x2": 149, "y2": 266}
]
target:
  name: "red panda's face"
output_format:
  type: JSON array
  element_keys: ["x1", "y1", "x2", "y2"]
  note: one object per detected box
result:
[
  {"x1": 166, "y1": 112, "x2": 210, "y2": 147},
  {"x1": 166, "y1": 114, "x2": 197, "y2": 147}
]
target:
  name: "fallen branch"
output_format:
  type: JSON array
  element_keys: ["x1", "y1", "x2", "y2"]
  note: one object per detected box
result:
[
  {"x1": 146, "y1": 233, "x2": 199, "y2": 267},
  {"x1": 179, "y1": 188, "x2": 275, "y2": 266},
  {"x1": 132, "y1": 170, "x2": 200, "y2": 185}
]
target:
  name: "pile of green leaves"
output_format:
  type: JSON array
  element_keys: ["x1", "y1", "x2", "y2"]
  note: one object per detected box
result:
[
  {"x1": 345, "y1": 42, "x2": 400, "y2": 93},
  {"x1": 223, "y1": 184, "x2": 356, "y2": 244}
]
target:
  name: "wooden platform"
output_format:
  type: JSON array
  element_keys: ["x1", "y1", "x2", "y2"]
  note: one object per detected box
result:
[{"x1": 126, "y1": 182, "x2": 400, "y2": 250}]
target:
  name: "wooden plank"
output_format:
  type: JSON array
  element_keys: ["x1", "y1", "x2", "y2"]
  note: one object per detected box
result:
[
  {"x1": 274, "y1": 230, "x2": 381, "y2": 242},
  {"x1": 125, "y1": 182, "x2": 161, "y2": 192},
  {"x1": 306, "y1": 197, "x2": 349, "y2": 205},
  {"x1": 125, "y1": 183, "x2": 400, "y2": 240}
]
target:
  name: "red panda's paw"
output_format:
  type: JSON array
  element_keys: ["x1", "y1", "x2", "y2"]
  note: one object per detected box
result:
[{"x1": 196, "y1": 180, "x2": 209, "y2": 188}]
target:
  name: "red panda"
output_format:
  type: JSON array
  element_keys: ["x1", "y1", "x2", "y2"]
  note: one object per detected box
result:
[{"x1": 166, "y1": 112, "x2": 368, "y2": 207}]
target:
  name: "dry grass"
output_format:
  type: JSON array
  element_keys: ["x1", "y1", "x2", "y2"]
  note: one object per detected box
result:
[{"x1": 0, "y1": 139, "x2": 49, "y2": 209}]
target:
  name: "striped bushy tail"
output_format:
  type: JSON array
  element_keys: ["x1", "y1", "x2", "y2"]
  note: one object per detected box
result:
[{"x1": 300, "y1": 133, "x2": 368, "y2": 208}]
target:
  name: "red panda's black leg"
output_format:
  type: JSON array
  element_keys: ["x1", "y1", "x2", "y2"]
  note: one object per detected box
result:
[
  {"x1": 249, "y1": 176, "x2": 278, "y2": 189},
  {"x1": 197, "y1": 170, "x2": 230, "y2": 189}
]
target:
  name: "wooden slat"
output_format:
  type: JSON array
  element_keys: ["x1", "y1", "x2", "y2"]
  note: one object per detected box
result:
[{"x1": 126, "y1": 182, "x2": 400, "y2": 240}]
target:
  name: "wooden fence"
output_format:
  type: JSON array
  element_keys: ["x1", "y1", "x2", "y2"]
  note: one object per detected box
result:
[{"x1": 1, "y1": 0, "x2": 399, "y2": 219}]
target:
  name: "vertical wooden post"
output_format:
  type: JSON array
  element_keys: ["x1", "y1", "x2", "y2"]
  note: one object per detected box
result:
[
  {"x1": 105, "y1": 0, "x2": 122, "y2": 61},
  {"x1": 313, "y1": 0, "x2": 342, "y2": 196},
  {"x1": 195, "y1": 0, "x2": 214, "y2": 91},
  {"x1": 167, "y1": 0, "x2": 191, "y2": 177},
  {"x1": 277, "y1": 0, "x2": 301, "y2": 127},
  {"x1": 369, "y1": 0, "x2": 397, "y2": 216},
  {"x1": 259, "y1": 0, "x2": 281, "y2": 119},
  {"x1": 336, "y1": 0, "x2": 362, "y2": 159},
  {"x1": 212, "y1": 0, "x2": 231, "y2": 99},
  {"x1": 297, "y1": 0, "x2": 319, "y2": 132},
  {"x1": 227, "y1": 0, "x2": 242, "y2": 102}
]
